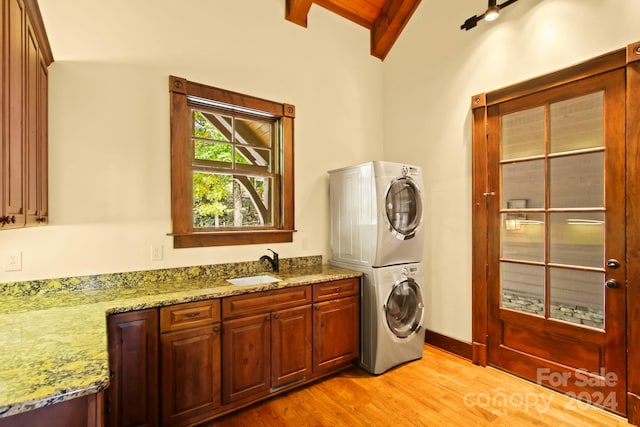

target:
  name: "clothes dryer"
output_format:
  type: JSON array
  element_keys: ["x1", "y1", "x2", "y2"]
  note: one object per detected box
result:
[
  {"x1": 329, "y1": 161, "x2": 424, "y2": 267},
  {"x1": 330, "y1": 260, "x2": 427, "y2": 375}
]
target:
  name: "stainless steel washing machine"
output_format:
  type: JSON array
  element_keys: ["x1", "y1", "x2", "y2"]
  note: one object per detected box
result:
[{"x1": 331, "y1": 260, "x2": 427, "y2": 375}]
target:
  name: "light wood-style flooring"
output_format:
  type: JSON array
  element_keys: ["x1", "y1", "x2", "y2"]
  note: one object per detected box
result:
[{"x1": 207, "y1": 345, "x2": 628, "y2": 426}]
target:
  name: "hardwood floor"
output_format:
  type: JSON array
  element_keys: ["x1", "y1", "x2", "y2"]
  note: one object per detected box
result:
[{"x1": 206, "y1": 345, "x2": 628, "y2": 426}]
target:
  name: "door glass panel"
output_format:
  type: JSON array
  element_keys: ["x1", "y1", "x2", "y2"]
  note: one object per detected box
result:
[
  {"x1": 501, "y1": 106, "x2": 544, "y2": 160},
  {"x1": 501, "y1": 213, "x2": 545, "y2": 262},
  {"x1": 549, "y1": 212, "x2": 604, "y2": 268},
  {"x1": 550, "y1": 92, "x2": 604, "y2": 153},
  {"x1": 549, "y1": 268, "x2": 604, "y2": 329},
  {"x1": 501, "y1": 160, "x2": 545, "y2": 209},
  {"x1": 501, "y1": 263, "x2": 545, "y2": 316},
  {"x1": 386, "y1": 178, "x2": 422, "y2": 238},
  {"x1": 385, "y1": 279, "x2": 424, "y2": 338},
  {"x1": 549, "y1": 152, "x2": 604, "y2": 208}
]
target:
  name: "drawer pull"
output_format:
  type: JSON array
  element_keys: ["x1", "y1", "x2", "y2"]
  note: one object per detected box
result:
[
  {"x1": 185, "y1": 312, "x2": 201, "y2": 318},
  {"x1": 334, "y1": 287, "x2": 341, "y2": 293}
]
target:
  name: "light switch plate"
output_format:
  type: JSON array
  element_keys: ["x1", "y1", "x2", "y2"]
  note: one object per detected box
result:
[
  {"x1": 151, "y1": 244, "x2": 163, "y2": 261},
  {"x1": 5, "y1": 251, "x2": 22, "y2": 271}
]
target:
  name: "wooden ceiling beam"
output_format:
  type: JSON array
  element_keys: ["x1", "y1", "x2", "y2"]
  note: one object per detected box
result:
[
  {"x1": 286, "y1": 0, "x2": 314, "y2": 27},
  {"x1": 371, "y1": 0, "x2": 421, "y2": 60},
  {"x1": 314, "y1": 0, "x2": 377, "y2": 29},
  {"x1": 285, "y1": 0, "x2": 421, "y2": 61}
]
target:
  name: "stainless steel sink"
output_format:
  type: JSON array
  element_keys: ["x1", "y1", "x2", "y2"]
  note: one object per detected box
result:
[{"x1": 226, "y1": 275, "x2": 280, "y2": 286}]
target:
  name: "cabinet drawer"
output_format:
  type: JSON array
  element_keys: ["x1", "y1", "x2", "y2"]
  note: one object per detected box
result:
[
  {"x1": 222, "y1": 286, "x2": 311, "y2": 320},
  {"x1": 313, "y1": 278, "x2": 360, "y2": 302},
  {"x1": 160, "y1": 299, "x2": 221, "y2": 333}
]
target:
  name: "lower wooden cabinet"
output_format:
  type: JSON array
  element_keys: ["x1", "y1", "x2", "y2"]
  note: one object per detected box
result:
[
  {"x1": 160, "y1": 325, "x2": 221, "y2": 426},
  {"x1": 106, "y1": 309, "x2": 159, "y2": 427},
  {"x1": 160, "y1": 300, "x2": 221, "y2": 427},
  {"x1": 271, "y1": 305, "x2": 313, "y2": 388},
  {"x1": 313, "y1": 296, "x2": 359, "y2": 374},
  {"x1": 221, "y1": 313, "x2": 271, "y2": 404},
  {"x1": 221, "y1": 304, "x2": 313, "y2": 405},
  {"x1": 0, "y1": 393, "x2": 103, "y2": 427},
  {"x1": 102, "y1": 277, "x2": 359, "y2": 427}
]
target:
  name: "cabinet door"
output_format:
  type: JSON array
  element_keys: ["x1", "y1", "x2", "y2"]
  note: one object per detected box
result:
[
  {"x1": 2, "y1": 0, "x2": 25, "y2": 228},
  {"x1": 271, "y1": 305, "x2": 312, "y2": 389},
  {"x1": 221, "y1": 313, "x2": 270, "y2": 404},
  {"x1": 313, "y1": 296, "x2": 359, "y2": 375},
  {"x1": 24, "y1": 20, "x2": 38, "y2": 225},
  {"x1": 160, "y1": 324, "x2": 221, "y2": 426},
  {"x1": 107, "y1": 309, "x2": 159, "y2": 427}
]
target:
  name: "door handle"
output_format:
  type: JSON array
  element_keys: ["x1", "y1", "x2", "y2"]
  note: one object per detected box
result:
[
  {"x1": 606, "y1": 259, "x2": 621, "y2": 269},
  {"x1": 605, "y1": 279, "x2": 621, "y2": 289}
]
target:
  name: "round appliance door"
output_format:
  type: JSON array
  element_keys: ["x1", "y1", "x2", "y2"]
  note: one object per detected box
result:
[
  {"x1": 384, "y1": 278, "x2": 424, "y2": 339},
  {"x1": 385, "y1": 177, "x2": 422, "y2": 240}
]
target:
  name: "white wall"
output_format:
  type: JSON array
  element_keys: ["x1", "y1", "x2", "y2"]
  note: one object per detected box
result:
[
  {"x1": 0, "y1": 0, "x2": 384, "y2": 282},
  {"x1": 3, "y1": 0, "x2": 638, "y2": 345},
  {"x1": 383, "y1": 0, "x2": 640, "y2": 342}
]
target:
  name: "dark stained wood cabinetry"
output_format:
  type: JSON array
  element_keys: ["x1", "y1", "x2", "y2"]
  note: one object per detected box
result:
[
  {"x1": 106, "y1": 309, "x2": 159, "y2": 427},
  {"x1": 271, "y1": 305, "x2": 312, "y2": 389},
  {"x1": 0, "y1": 393, "x2": 104, "y2": 427},
  {"x1": 0, "y1": 0, "x2": 51, "y2": 229},
  {"x1": 221, "y1": 313, "x2": 271, "y2": 404},
  {"x1": 221, "y1": 286, "x2": 312, "y2": 405},
  {"x1": 102, "y1": 277, "x2": 359, "y2": 427},
  {"x1": 312, "y1": 278, "x2": 360, "y2": 374},
  {"x1": 160, "y1": 300, "x2": 221, "y2": 426}
]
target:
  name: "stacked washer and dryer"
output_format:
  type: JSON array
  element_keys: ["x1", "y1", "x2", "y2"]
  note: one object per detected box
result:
[{"x1": 328, "y1": 161, "x2": 427, "y2": 375}]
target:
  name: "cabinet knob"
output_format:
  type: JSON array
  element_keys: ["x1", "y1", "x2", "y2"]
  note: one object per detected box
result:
[
  {"x1": 273, "y1": 313, "x2": 279, "y2": 319},
  {"x1": 213, "y1": 325, "x2": 220, "y2": 333}
]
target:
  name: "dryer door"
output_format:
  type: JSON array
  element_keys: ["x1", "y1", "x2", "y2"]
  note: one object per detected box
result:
[
  {"x1": 384, "y1": 278, "x2": 425, "y2": 339},
  {"x1": 385, "y1": 177, "x2": 423, "y2": 240}
]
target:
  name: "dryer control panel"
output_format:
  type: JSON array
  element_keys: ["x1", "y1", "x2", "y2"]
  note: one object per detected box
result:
[{"x1": 402, "y1": 165, "x2": 421, "y2": 177}]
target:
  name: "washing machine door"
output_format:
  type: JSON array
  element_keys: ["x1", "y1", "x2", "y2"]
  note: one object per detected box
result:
[
  {"x1": 385, "y1": 175, "x2": 422, "y2": 240},
  {"x1": 384, "y1": 278, "x2": 424, "y2": 339}
]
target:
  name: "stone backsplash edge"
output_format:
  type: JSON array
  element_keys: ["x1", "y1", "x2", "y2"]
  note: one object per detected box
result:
[{"x1": 0, "y1": 255, "x2": 322, "y2": 297}]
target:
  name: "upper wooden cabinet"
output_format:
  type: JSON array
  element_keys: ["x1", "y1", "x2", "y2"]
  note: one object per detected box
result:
[{"x1": 1, "y1": 0, "x2": 52, "y2": 230}]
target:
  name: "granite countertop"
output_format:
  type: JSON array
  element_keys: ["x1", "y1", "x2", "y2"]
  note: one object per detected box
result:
[{"x1": 0, "y1": 259, "x2": 361, "y2": 418}]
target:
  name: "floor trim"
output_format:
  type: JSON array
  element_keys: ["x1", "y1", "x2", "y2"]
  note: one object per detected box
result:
[{"x1": 424, "y1": 329, "x2": 472, "y2": 360}]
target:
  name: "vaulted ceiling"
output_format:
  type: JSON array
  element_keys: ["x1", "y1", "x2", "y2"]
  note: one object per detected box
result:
[{"x1": 285, "y1": 0, "x2": 421, "y2": 61}]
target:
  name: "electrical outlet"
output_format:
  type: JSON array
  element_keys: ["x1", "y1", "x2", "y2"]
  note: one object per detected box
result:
[
  {"x1": 151, "y1": 244, "x2": 163, "y2": 261},
  {"x1": 5, "y1": 251, "x2": 22, "y2": 271}
]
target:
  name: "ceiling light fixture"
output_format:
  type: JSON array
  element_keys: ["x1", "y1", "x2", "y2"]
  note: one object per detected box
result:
[{"x1": 460, "y1": 0, "x2": 520, "y2": 31}]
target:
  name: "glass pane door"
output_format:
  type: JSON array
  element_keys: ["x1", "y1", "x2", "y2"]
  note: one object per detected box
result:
[{"x1": 499, "y1": 91, "x2": 606, "y2": 330}]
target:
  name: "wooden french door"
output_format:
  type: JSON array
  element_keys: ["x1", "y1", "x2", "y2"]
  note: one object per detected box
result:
[{"x1": 484, "y1": 69, "x2": 626, "y2": 414}]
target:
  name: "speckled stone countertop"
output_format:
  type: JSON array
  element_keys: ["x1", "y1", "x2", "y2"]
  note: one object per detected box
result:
[{"x1": 0, "y1": 256, "x2": 362, "y2": 418}]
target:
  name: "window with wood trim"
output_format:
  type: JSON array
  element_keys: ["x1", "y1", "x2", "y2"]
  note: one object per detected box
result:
[{"x1": 169, "y1": 76, "x2": 295, "y2": 248}]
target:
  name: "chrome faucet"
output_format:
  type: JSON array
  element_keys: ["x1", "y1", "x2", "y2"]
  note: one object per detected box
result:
[{"x1": 259, "y1": 249, "x2": 279, "y2": 273}]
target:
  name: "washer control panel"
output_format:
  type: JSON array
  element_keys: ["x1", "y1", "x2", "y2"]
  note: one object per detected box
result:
[{"x1": 401, "y1": 265, "x2": 420, "y2": 278}]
